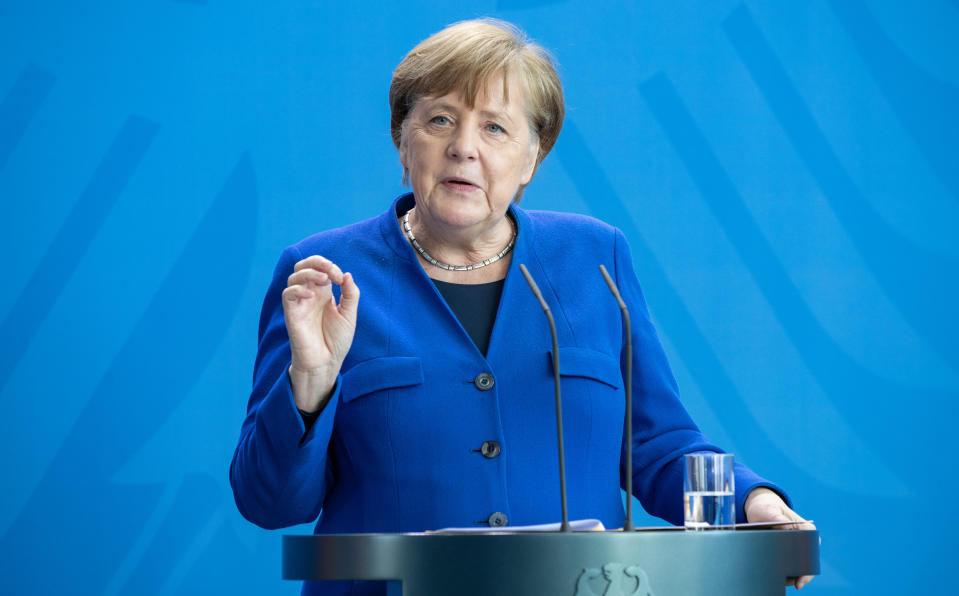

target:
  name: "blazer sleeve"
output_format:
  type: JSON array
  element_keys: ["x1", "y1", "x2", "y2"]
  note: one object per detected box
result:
[
  {"x1": 229, "y1": 245, "x2": 341, "y2": 529},
  {"x1": 612, "y1": 230, "x2": 790, "y2": 524}
]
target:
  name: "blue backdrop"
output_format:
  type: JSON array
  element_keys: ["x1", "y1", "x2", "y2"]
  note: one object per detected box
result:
[{"x1": 2, "y1": 1, "x2": 955, "y2": 594}]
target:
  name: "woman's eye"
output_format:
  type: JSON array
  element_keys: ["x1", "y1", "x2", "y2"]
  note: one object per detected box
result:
[
  {"x1": 486, "y1": 123, "x2": 504, "y2": 134},
  {"x1": 430, "y1": 115, "x2": 450, "y2": 125}
]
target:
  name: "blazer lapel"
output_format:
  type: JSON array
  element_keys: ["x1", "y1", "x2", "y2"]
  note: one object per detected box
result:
[{"x1": 486, "y1": 205, "x2": 570, "y2": 368}]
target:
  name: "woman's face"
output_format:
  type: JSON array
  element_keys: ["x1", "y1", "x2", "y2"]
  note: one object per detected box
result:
[{"x1": 399, "y1": 74, "x2": 539, "y2": 233}]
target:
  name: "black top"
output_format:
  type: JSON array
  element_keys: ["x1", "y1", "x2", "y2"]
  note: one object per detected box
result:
[{"x1": 431, "y1": 278, "x2": 505, "y2": 356}]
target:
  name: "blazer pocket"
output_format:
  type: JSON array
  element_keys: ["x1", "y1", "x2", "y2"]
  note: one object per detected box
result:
[
  {"x1": 340, "y1": 356, "x2": 424, "y2": 403},
  {"x1": 550, "y1": 347, "x2": 622, "y2": 390}
]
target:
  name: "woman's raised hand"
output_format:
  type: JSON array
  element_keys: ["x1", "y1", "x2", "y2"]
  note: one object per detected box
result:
[{"x1": 282, "y1": 255, "x2": 360, "y2": 413}]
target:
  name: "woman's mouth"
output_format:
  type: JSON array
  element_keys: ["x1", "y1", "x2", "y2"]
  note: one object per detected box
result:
[{"x1": 442, "y1": 178, "x2": 478, "y2": 191}]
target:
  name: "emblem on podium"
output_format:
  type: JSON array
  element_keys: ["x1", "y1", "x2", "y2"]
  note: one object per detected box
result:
[{"x1": 574, "y1": 563, "x2": 654, "y2": 596}]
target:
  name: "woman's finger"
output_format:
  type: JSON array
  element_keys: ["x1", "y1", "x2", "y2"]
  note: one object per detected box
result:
[
  {"x1": 338, "y1": 272, "x2": 360, "y2": 322},
  {"x1": 293, "y1": 254, "x2": 330, "y2": 271},
  {"x1": 781, "y1": 508, "x2": 816, "y2": 531},
  {"x1": 288, "y1": 268, "x2": 330, "y2": 289},
  {"x1": 294, "y1": 255, "x2": 345, "y2": 283},
  {"x1": 282, "y1": 285, "x2": 314, "y2": 303}
]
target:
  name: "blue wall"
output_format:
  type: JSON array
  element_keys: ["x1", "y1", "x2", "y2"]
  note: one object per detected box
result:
[{"x1": 2, "y1": 1, "x2": 956, "y2": 593}]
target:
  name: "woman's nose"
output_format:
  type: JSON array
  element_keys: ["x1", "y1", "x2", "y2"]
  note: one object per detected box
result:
[{"x1": 447, "y1": 125, "x2": 479, "y2": 161}]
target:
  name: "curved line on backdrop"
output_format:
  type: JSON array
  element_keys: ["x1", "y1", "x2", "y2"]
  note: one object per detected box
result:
[
  {"x1": 0, "y1": 115, "x2": 160, "y2": 396},
  {"x1": 723, "y1": 4, "x2": 959, "y2": 373},
  {"x1": 827, "y1": 0, "x2": 959, "y2": 205},
  {"x1": 0, "y1": 63, "x2": 55, "y2": 173},
  {"x1": 555, "y1": 120, "x2": 905, "y2": 495},
  {"x1": 0, "y1": 154, "x2": 257, "y2": 596},
  {"x1": 639, "y1": 72, "x2": 953, "y2": 487},
  {"x1": 110, "y1": 474, "x2": 220, "y2": 596}
]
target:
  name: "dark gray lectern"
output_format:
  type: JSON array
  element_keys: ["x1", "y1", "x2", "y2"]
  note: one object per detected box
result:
[{"x1": 283, "y1": 529, "x2": 820, "y2": 595}]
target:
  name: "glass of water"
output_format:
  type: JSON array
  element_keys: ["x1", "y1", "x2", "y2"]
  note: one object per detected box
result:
[{"x1": 684, "y1": 453, "x2": 735, "y2": 530}]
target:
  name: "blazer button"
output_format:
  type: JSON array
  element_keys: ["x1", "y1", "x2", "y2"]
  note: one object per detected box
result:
[
  {"x1": 480, "y1": 440, "x2": 501, "y2": 459},
  {"x1": 487, "y1": 512, "x2": 508, "y2": 527},
  {"x1": 474, "y1": 373, "x2": 495, "y2": 391}
]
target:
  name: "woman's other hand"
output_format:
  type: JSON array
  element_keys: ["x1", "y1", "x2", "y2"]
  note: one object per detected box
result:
[
  {"x1": 744, "y1": 487, "x2": 816, "y2": 590},
  {"x1": 282, "y1": 255, "x2": 360, "y2": 413}
]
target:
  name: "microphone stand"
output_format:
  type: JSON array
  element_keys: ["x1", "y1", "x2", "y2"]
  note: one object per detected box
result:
[
  {"x1": 599, "y1": 264, "x2": 634, "y2": 532},
  {"x1": 519, "y1": 264, "x2": 570, "y2": 532}
]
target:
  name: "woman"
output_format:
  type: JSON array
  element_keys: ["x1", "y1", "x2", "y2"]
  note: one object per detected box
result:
[{"x1": 230, "y1": 18, "x2": 813, "y2": 594}]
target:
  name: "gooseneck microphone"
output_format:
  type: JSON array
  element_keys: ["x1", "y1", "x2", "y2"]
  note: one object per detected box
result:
[
  {"x1": 598, "y1": 264, "x2": 635, "y2": 532},
  {"x1": 518, "y1": 264, "x2": 570, "y2": 533}
]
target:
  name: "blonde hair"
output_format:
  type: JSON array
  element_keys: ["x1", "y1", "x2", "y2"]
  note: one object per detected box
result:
[{"x1": 390, "y1": 18, "x2": 565, "y2": 201}]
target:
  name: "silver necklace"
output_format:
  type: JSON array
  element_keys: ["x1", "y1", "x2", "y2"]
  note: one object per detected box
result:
[{"x1": 402, "y1": 208, "x2": 516, "y2": 271}]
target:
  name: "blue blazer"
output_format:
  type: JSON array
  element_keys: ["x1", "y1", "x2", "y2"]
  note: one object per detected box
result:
[{"x1": 230, "y1": 194, "x2": 784, "y2": 590}]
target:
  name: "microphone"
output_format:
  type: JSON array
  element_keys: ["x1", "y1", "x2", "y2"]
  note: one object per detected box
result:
[
  {"x1": 518, "y1": 264, "x2": 570, "y2": 533},
  {"x1": 598, "y1": 264, "x2": 634, "y2": 532}
]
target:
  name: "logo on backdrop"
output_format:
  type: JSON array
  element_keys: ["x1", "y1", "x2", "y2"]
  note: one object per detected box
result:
[{"x1": 573, "y1": 563, "x2": 654, "y2": 596}]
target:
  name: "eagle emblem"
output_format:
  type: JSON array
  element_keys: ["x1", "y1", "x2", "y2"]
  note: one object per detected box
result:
[{"x1": 573, "y1": 563, "x2": 654, "y2": 596}]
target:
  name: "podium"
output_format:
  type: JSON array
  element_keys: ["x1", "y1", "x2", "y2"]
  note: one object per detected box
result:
[{"x1": 283, "y1": 529, "x2": 820, "y2": 595}]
